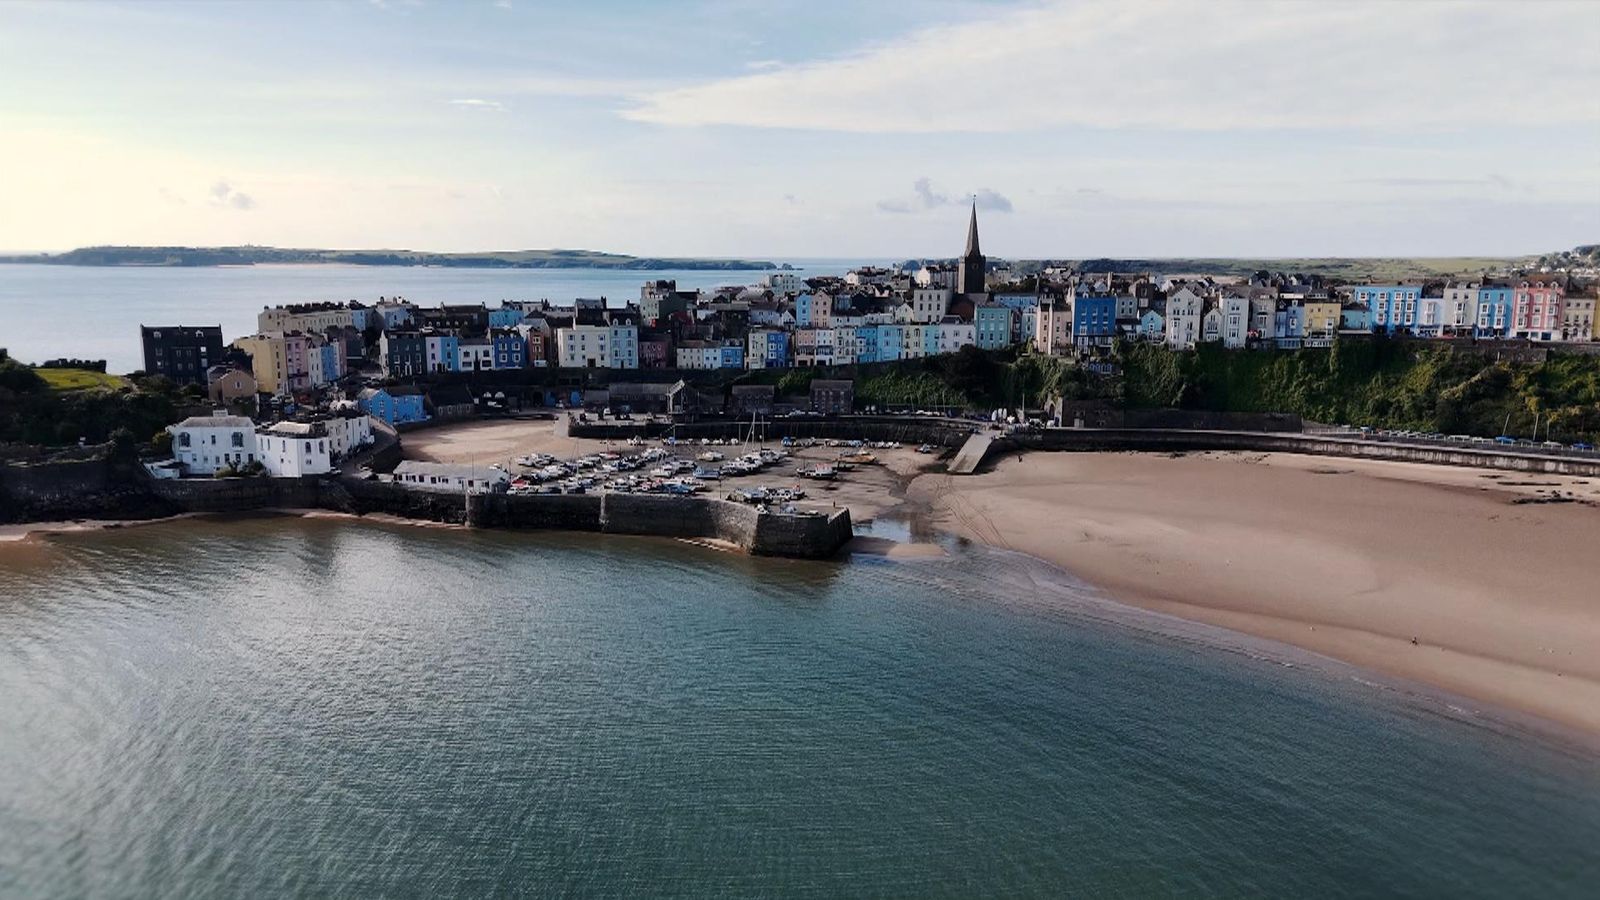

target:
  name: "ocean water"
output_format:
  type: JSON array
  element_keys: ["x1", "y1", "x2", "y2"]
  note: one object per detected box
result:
[
  {"x1": 0, "y1": 260, "x2": 868, "y2": 373},
  {"x1": 1, "y1": 517, "x2": 1595, "y2": 898}
]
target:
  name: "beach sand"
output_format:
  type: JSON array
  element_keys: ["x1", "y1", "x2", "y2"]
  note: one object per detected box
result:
[{"x1": 908, "y1": 451, "x2": 1600, "y2": 738}]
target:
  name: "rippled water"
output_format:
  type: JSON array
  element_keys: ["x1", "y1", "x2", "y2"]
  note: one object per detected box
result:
[{"x1": 1, "y1": 518, "x2": 1596, "y2": 898}]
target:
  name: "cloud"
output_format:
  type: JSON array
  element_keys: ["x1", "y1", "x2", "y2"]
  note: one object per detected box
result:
[
  {"x1": 209, "y1": 180, "x2": 255, "y2": 211},
  {"x1": 973, "y1": 188, "x2": 1012, "y2": 213},
  {"x1": 879, "y1": 178, "x2": 1012, "y2": 214},
  {"x1": 623, "y1": 0, "x2": 1600, "y2": 133},
  {"x1": 449, "y1": 98, "x2": 505, "y2": 111}
]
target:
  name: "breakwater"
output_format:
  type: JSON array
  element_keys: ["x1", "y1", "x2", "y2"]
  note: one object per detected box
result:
[{"x1": 342, "y1": 480, "x2": 851, "y2": 559}]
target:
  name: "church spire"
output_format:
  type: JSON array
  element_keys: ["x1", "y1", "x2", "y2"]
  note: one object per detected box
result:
[
  {"x1": 963, "y1": 199, "x2": 981, "y2": 259},
  {"x1": 957, "y1": 198, "x2": 986, "y2": 296}
]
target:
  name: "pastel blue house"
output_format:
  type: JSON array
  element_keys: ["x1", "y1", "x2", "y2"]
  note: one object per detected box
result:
[
  {"x1": 794, "y1": 293, "x2": 816, "y2": 327},
  {"x1": 318, "y1": 342, "x2": 342, "y2": 381},
  {"x1": 1274, "y1": 302, "x2": 1305, "y2": 348},
  {"x1": 921, "y1": 325, "x2": 941, "y2": 356},
  {"x1": 855, "y1": 326, "x2": 880, "y2": 363},
  {"x1": 357, "y1": 385, "x2": 428, "y2": 425},
  {"x1": 1353, "y1": 285, "x2": 1419, "y2": 334},
  {"x1": 424, "y1": 333, "x2": 461, "y2": 373},
  {"x1": 719, "y1": 343, "x2": 745, "y2": 369},
  {"x1": 975, "y1": 305, "x2": 1012, "y2": 349},
  {"x1": 1474, "y1": 286, "x2": 1514, "y2": 337},
  {"x1": 349, "y1": 307, "x2": 375, "y2": 331},
  {"x1": 877, "y1": 325, "x2": 905, "y2": 361},
  {"x1": 1340, "y1": 305, "x2": 1370, "y2": 331},
  {"x1": 488, "y1": 306, "x2": 526, "y2": 329},
  {"x1": 1138, "y1": 308, "x2": 1165, "y2": 341}
]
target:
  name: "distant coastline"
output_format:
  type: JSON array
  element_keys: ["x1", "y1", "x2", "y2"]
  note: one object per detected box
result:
[{"x1": 0, "y1": 245, "x2": 785, "y2": 271}]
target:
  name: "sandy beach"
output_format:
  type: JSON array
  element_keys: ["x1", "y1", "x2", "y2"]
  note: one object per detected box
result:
[{"x1": 909, "y1": 451, "x2": 1600, "y2": 738}]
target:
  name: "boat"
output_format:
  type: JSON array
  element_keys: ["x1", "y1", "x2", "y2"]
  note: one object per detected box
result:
[{"x1": 796, "y1": 465, "x2": 836, "y2": 480}]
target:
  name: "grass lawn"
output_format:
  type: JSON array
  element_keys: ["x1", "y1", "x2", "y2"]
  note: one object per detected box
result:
[{"x1": 32, "y1": 367, "x2": 130, "y2": 391}]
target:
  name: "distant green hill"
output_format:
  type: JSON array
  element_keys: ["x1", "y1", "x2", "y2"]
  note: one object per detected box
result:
[
  {"x1": 0, "y1": 245, "x2": 781, "y2": 271},
  {"x1": 1030, "y1": 256, "x2": 1537, "y2": 282}
]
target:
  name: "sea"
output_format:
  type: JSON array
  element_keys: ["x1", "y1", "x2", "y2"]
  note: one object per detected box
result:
[
  {"x1": 1, "y1": 517, "x2": 1596, "y2": 898},
  {"x1": 0, "y1": 260, "x2": 872, "y2": 374}
]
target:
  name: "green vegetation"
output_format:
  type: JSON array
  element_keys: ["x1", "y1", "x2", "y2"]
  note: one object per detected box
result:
[
  {"x1": 746, "y1": 347, "x2": 1116, "y2": 411},
  {"x1": 1119, "y1": 339, "x2": 1600, "y2": 441},
  {"x1": 31, "y1": 367, "x2": 130, "y2": 392},
  {"x1": 0, "y1": 245, "x2": 780, "y2": 271},
  {"x1": 0, "y1": 356, "x2": 194, "y2": 447}
]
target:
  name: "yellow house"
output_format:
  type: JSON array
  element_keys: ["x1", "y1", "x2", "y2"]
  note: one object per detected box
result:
[
  {"x1": 1303, "y1": 299, "x2": 1341, "y2": 339},
  {"x1": 232, "y1": 334, "x2": 289, "y2": 395}
]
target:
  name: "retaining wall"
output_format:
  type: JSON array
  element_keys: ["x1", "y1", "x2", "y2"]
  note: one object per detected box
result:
[{"x1": 570, "y1": 415, "x2": 975, "y2": 447}]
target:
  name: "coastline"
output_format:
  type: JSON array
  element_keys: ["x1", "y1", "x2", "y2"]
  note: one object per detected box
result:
[
  {"x1": 906, "y1": 450, "x2": 1600, "y2": 741},
  {"x1": 8, "y1": 415, "x2": 1596, "y2": 743}
]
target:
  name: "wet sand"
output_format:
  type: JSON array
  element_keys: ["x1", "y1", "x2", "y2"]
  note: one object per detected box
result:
[{"x1": 908, "y1": 451, "x2": 1600, "y2": 737}]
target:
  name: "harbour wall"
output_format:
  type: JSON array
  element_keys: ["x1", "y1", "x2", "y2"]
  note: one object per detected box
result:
[
  {"x1": 1005, "y1": 429, "x2": 1600, "y2": 477},
  {"x1": 341, "y1": 480, "x2": 851, "y2": 558},
  {"x1": 569, "y1": 415, "x2": 975, "y2": 447}
]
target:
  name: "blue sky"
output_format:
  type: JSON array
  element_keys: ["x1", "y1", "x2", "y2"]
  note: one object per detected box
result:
[{"x1": 1, "y1": 0, "x2": 1596, "y2": 258}]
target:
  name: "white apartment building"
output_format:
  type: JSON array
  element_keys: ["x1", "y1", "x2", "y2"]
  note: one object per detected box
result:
[{"x1": 556, "y1": 325, "x2": 638, "y2": 368}]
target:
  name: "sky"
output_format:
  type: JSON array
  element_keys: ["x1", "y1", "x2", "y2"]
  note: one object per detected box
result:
[{"x1": 0, "y1": 0, "x2": 1597, "y2": 259}]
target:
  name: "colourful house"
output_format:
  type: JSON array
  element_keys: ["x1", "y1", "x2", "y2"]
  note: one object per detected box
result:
[
  {"x1": 357, "y1": 385, "x2": 427, "y2": 425},
  {"x1": 974, "y1": 304, "x2": 1012, "y2": 349}
]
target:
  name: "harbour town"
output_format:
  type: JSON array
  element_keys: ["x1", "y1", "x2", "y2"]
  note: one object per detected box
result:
[{"x1": 4, "y1": 2, "x2": 1599, "y2": 896}]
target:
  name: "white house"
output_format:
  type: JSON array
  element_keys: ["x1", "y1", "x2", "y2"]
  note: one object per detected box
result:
[
  {"x1": 392, "y1": 461, "x2": 509, "y2": 494},
  {"x1": 1165, "y1": 286, "x2": 1205, "y2": 350},
  {"x1": 458, "y1": 338, "x2": 495, "y2": 372},
  {"x1": 936, "y1": 317, "x2": 976, "y2": 354},
  {"x1": 169, "y1": 413, "x2": 257, "y2": 475},
  {"x1": 255, "y1": 421, "x2": 333, "y2": 477},
  {"x1": 911, "y1": 288, "x2": 952, "y2": 324},
  {"x1": 761, "y1": 271, "x2": 800, "y2": 293},
  {"x1": 317, "y1": 409, "x2": 375, "y2": 459},
  {"x1": 1221, "y1": 294, "x2": 1250, "y2": 348}
]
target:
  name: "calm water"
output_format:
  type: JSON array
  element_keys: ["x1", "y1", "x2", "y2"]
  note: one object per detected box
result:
[
  {"x1": 1, "y1": 518, "x2": 1596, "y2": 898},
  {"x1": 0, "y1": 260, "x2": 867, "y2": 373}
]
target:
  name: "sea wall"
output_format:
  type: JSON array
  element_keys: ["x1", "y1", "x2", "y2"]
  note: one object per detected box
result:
[
  {"x1": 148, "y1": 476, "x2": 348, "y2": 514},
  {"x1": 1010, "y1": 429, "x2": 1600, "y2": 477},
  {"x1": 0, "y1": 455, "x2": 173, "y2": 523}
]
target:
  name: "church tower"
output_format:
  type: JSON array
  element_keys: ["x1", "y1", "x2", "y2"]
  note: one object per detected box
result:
[{"x1": 957, "y1": 200, "x2": 986, "y2": 295}]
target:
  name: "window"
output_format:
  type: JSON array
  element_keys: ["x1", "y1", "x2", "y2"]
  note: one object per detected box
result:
[{"x1": 178, "y1": 433, "x2": 191, "y2": 448}]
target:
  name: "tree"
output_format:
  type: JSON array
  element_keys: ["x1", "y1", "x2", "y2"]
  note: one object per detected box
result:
[{"x1": 151, "y1": 430, "x2": 173, "y2": 454}]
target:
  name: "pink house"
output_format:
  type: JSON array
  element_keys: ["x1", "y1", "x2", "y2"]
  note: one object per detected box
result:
[{"x1": 1510, "y1": 279, "x2": 1565, "y2": 341}]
